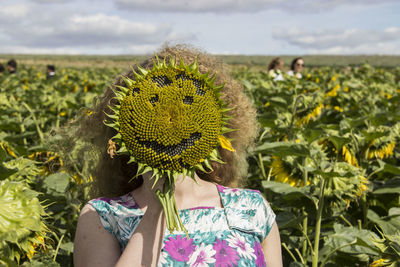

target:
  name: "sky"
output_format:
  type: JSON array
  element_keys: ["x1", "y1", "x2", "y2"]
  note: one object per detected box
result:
[{"x1": 1, "y1": 0, "x2": 399, "y2": 55}]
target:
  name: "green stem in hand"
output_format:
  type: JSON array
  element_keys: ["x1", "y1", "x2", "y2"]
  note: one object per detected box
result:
[{"x1": 155, "y1": 179, "x2": 189, "y2": 238}]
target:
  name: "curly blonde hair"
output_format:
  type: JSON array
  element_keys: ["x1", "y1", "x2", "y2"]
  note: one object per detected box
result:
[{"x1": 64, "y1": 44, "x2": 258, "y2": 197}]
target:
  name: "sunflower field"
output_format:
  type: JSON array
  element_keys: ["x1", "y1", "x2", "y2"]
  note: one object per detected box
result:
[{"x1": 0, "y1": 62, "x2": 399, "y2": 266}]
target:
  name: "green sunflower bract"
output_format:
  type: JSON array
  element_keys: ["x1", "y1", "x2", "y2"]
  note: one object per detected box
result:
[{"x1": 104, "y1": 56, "x2": 233, "y2": 235}]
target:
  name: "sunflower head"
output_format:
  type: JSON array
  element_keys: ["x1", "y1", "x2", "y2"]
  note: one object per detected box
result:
[{"x1": 105, "y1": 56, "x2": 233, "y2": 181}]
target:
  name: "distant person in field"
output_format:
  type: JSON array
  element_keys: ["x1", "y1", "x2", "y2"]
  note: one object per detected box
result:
[
  {"x1": 267, "y1": 57, "x2": 284, "y2": 81},
  {"x1": 287, "y1": 57, "x2": 304, "y2": 79},
  {"x1": 7, "y1": 59, "x2": 17, "y2": 74},
  {"x1": 0, "y1": 63, "x2": 5, "y2": 74},
  {"x1": 46, "y1": 65, "x2": 56, "y2": 79}
]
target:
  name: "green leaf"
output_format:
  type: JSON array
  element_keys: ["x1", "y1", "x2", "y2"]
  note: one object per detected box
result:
[
  {"x1": 60, "y1": 241, "x2": 74, "y2": 253},
  {"x1": 255, "y1": 142, "x2": 310, "y2": 157},
  {"x1": 313, "y1": 169, "x2": 355, "y2": 179},
  {"x1": 377, "y1": 160, "x2": 400, "y2": 175},
  {"x1": 303, "y1": 128, "x2": 323, "y2": 143},
  {"x1": 0, "y1": 146, "x2": 6, "y2": 163},
  {"x1": 323, "y1": 224, "x2": 380, "y2": 256},
  {"x1": 373, "y1": 178, "x2": 400, "y2": 194},
  {"x1": 258, "y1": 113, "x2": 277, "y2": 128},
  {"x1": 367, "y1": 209, "x2": 400, "y2": 235},
  {"x1": 276, "y1": 212, "x2": 307, "y2": 230},
  {"x1": 327, "y1": 135, "x2": 351, "y2": 150},
  {"x1": 270, "y1": 96, "x2": 287, "y2": 105},
  {"x1": 0, "y1": 164, "x2": 18, "y2": 180},
  {"x1": 261, "y1": 181, "x2": 316, "y2": 215},
  {"x1": 361, "y1": 130, "x2": 388, "y2": 143},
  {"x1": 43, "y1": 172, "x2": 70, "y2": 193}
]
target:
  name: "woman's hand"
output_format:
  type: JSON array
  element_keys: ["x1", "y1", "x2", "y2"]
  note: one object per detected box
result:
[{"x1": 115, "y1": 172, "x2": 166, "y2": 267}]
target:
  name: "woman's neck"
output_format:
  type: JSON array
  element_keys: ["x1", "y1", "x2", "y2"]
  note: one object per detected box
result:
[
  {"x1": 174, "y1": 174, "x2": 221, "y2": 210},
  {"x1": 134, "y1": 173, "x2": 222, "y2": 211},
  {"x1": 174, "y1": 174, "x2": 203, "y2": 196}
]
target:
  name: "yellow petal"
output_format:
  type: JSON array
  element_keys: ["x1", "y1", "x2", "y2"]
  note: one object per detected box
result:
[{"x1": 219, "y1": 135, "x2": 235, "y2": 152}]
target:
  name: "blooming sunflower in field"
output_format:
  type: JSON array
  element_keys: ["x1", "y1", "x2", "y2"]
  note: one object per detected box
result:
[
  {"x1": 325, "y1": 84, "x2": 340, "y2": 97},
  {"x1": 296, "y1": 103, "x2": 324, "y2": 126},
  {"x1": 0, "y1": 141, "x2": 17, "y2": 158},
  {"x1": 104, "y1": 56, "x2": 233, "y2": 234},
  {"x1": 28, "y1": 151, "x2": 63, "y2": 175},
  {"x1": 270, "y1": 156, "x2": 305, "y2": 187},
  {"x1": 342, "y1": 145, "x2": 359, "y2": 167},
  {"x1": 367, "y1": 141, "x2": 396, "y2": 160}
]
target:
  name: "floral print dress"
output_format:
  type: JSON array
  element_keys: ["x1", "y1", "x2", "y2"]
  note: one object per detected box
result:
[{"x1": 89, "y1": 184, "x2": 276, "y2": 267}]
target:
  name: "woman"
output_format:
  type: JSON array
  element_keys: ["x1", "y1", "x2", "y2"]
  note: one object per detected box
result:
[
  {"x1": 73, "y1": 45, "x2": 282, "y2": 267},
  {"x1": 267, "y1": 57, "x2": 284, "y2": 81},
  {"x1": 287, "y1": 57, "x2": 304, "y2": 78}
]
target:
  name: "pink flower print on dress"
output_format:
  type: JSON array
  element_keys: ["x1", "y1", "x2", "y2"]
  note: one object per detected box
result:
[
  {"x1": 213, "y1": 239, "x2": 239, "y2": 267},
  {"x1": 253, "y1": 241, "x2": 266, "y2": 267},
  {"x1": 188, "y1": 243, "x2": 216, "y2": 267},
  {"x1": 163, "y1": 235, "x2": 195, "y2": 262},
  {"x1": 226, "y1": 232, "x2": 255, "y2": 260}
]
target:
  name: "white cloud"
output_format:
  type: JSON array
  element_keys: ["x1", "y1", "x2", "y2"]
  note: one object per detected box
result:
[
  {"x1": 0, "y1": 6, "x2": 195, "y2": 54},
  {"x1": 273, "y1": 27, "x2": 400, "y2": 54},
  {"x1": 114, "y1": 0, "x2": 397, "y2": 13},
  {"x1": 0, "y1": 45, "x2": 83, "y2": 55},
  {"x1": 61, "y1": 14, "x2": 171, "y2": 45},
  {"x1": 0, "y1": 4, "x2": 30, "y2": 19},
  {"x1": 306, "y1": 43, "x2": 400, "y2": 55},
  {"x1": 30, "y1": 0, "x2": 70, "y2": 3},
  {"x1": 125, "y1": 44, "x2": 159, "y2": 54}
]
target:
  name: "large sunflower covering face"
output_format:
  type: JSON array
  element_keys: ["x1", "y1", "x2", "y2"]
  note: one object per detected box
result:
[
  {"x1": 105, "y1": 56, "x2": 233, "y2": 234},
  {"x1": 119, "y1": 62, "x2": 222, "y2": 172}
]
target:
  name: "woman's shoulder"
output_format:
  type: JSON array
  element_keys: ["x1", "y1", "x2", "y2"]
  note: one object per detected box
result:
[
  {"x1": 216, "y1": 184, "x2": 273, "y2": 215},
  {"x1": 87, "y1": 192, "x2": 144, "y2": 225},
  {"x1": 217, "y1": 184, "x2": 276, "y2": 240},
  {"x1": 84, "y1": 192, "x2": 144, "y2": 249},
  {"x1": 88, "y1": 192, "x2": 141, "y2": 211},
  {"x1": 217, "y1": 184, "x2": 264, "y2": 203}
]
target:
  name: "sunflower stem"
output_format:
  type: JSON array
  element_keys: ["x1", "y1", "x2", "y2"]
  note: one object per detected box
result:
[
  {"x1": 312, "y1": 177, "x2": 326, "y2": 267},
  {"x1": 22, "y1": 102, "x2": 44, "y2": 143},
  {"x1": 172, "y1": 190, "x2": 189, "y2": 238},
  {"x1": 302, "y1": 208, "x2": 308, "y2": 259},
  {"x1": 157, "y1": 180, "x2": 188, "y2": 237},
  {"x1": 16, "y1": 113, "x2": 27, "y2": 145},
  {"x1": 282, "y1": 243, "x2": 298, "y2": 262},
  {"x1": 361, "y1": 193, "x2": 368, "y2": 227},
  {"x1": 258, "y1": 153, "x2": 267, "y2": 179},
  {"x1": 53, "y1": 234, "x2": 65, "y2": 262},
  {"x1": 301, "y1": 158, "x2": 309, "y2": 259}
]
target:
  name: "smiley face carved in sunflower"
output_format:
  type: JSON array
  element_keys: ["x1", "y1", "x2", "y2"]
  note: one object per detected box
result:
[{"x1": 119, "y1": 66, "x2": 222, "y2": 172}]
